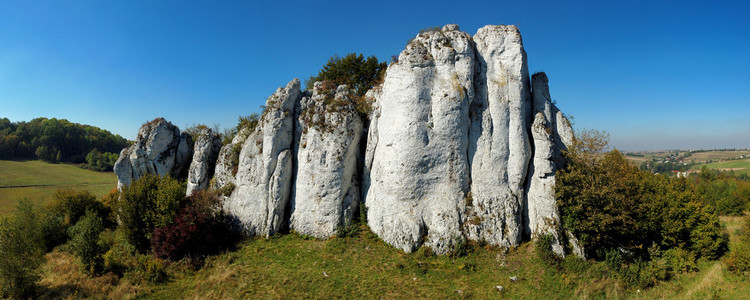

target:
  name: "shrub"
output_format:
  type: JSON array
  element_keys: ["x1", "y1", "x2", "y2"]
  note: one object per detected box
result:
[
  {"x1": 0, "y1": 201, "x2": 46, "y2": 298},
  {"x1": 130, "y1": 254, "x2": 168, "y2": 284},
  {"x1": 724, "y1": 216, "x2": 750, "y2": 276},
  {"x1": 48, "y1": 189, "x2": 111, "y2": 228},
  {"x1": 557, "y1": 130, "x2": 728, "y2": 262},
  {"x1": 150, "y1": 189, "x2": 240, "y2": 262},
  {"x1": 100, "y1": 228, "x2": 137, "y2": 276},
  {"x1": 68, "y1": 210, "x2": 106, "y2": 274},
  {"x1": 535, "y1": 234, "x2": 561, "y2": 269},
  {"x1": 116, "y1": 174, "x2": 185, "y2": 252}
]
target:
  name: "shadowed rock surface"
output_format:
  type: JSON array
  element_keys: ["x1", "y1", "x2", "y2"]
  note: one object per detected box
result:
[{"x1": 185, "y1": 128, "x2": 222, "y2": 196}]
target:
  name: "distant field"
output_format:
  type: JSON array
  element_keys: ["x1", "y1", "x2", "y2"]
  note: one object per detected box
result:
[
  {"x1": 691, "y1": 158, "x2": 750, "y2": 175},
  {"x1": 684, "y1": 150, "x2": 750, "y2": 164},
  {"x1": 0, "y1": 160, "x2": 117, "y2": 215}
]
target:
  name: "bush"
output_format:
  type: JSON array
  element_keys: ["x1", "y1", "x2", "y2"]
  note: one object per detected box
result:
[
  {"x1": 48, "y1": 189, "x2": 111, "y2": 228},
  {"x1": 724, "y1": 216, "x2": 750, "y2": 276},
  {"x1": 0, "y1": 201, "x2": 46, "y2": 298},
  {"x1": 557, "y1": 141, "x2": 728, "y2": 261},
  {"x1": 68, "y1": 210, "x2": 106, "y2": 274},
  {"x1": 116, "y1": 174, "x2": 185, "y2": 252},
  {"x1": 100, "y1": 228, "x2": 137, "y2": 276},
  {"x1": 535, "y1": 234, "x2": 561, "y2": 269},
  {"x1": 150, "y1": 189, "x2": 240, "y2": 262},
  {"x1": 130, "y1": 254, "x2": 168, "y2": 284}
]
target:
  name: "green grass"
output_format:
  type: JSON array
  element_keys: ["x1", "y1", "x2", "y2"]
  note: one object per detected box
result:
[
  {"x1": 0, "y1": 160, "x2": 117, "y2": 214},
  {"x1": 37, "y1": 218, "x2": 750, "y2": 299},
  {"x1": 689, "y1": 158, "x2": 750, "y2": 175}
]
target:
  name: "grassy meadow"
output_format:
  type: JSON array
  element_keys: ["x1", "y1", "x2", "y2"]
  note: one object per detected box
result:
[
  {"x1": 35, "y1": 217, "x2": 750, "y2": 299},
  {"x1": 694, "y1": 158, "x2": 750, "y2": 175},
  {"x1": 0, "y1": 160, "x2": 117, "y2": 214}
]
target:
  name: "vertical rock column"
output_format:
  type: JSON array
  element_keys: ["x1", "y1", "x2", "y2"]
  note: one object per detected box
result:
[
  {"x1": 223, "y1": 79, "x2": 301, "y2": 237},
  {"x1": 466, "y1": 25, "x2": 532, "y2": 247},
  {"x1": 526, "y1": 72, "x2": 574, "y2": 256},
  {"x1": 364, "y1": 24, "x2": 475, "y2": 254},
  {"x1": 185, "y1": 128, "x2": 222, "y2": 196},
  {"x1": 289, "y1": 83, "x2": 363, "y2": 238}
]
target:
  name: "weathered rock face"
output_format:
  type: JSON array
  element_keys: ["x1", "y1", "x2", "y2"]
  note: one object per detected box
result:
[
  {"x1": 185, "y1": 128, "x2": 222, "y2": 196},
  {"x1": 465, "y1": 25, "x2": 532, "y2": 247},
  {"x1": 212, "y1": 127, "x2": 250, "y2": 191},
  {"x1": 526, "y1": 72, "x2": 574, "y2": 256},
  {"x1": 364, "y1": 24, "x2": 475, "y2": 253},
  {"x1": 289, "y1": 83, "x2": 363, "y2": 238},
  {"x1": 223, "y1": 79, "x2": 300, "y2": 237},
  {"x1": 113, "y1": 24, "x2": 577, "y2": 257},
  {"x1": 363, "y1": 24, "x2": 572, "y2": 254},
  {"x1": 114, "y1": 118, "x2": 193, "y2": 189}
]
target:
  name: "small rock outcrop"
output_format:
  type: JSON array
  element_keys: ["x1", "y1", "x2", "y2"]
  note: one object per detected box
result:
[
  {"x1": 222, "y1": 79, "x2": 300, "y2": 237},
  {"x1": 185, "y1": 128, "x2": 222, "y2": 196},
  {"x1": 114, "y1": 118, "x2": 193, "y2": 189}
]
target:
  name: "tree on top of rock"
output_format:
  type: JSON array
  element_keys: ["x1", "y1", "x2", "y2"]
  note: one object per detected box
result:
[{"x1": 305, "y1": 53, "x2": 387, "y2": 97}]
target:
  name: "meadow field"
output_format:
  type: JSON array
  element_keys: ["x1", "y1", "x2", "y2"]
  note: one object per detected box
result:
[
  {"x1": 0, "y1": 160, "x2": 117, "y2": 214},
  {"x1": 34, "y1": 217, "x2": 749, "y2": 299}
]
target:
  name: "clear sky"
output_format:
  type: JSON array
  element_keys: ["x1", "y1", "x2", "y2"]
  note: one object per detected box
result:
[{"x1": 1, "y1": 0, "x2": 748, "y2": 151}]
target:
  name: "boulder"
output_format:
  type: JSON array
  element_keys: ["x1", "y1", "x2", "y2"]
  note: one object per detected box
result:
[
  {"x1": 114, "y1": 118, "x2": 192, "y2": 189},
  {"x1": 223, "y1": 79, "x2": 301, "y2": 237},
  {"x1": 185, "y1": 128, "x2": 222, "y2": 196},
  {"x1": 289, "y1": 83, "x2": 363, "y2": 238}
]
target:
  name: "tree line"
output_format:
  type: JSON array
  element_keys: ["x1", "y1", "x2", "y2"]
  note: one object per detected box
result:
[{"x1": 0, "y1": 117, "x2": 128, "y2": 170}]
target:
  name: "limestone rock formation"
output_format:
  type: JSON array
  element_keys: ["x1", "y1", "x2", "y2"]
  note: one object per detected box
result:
[
  {"x1": 185, "y1": 128, "x2": 222, "y2": 196},
  {"x1": 364, "y1": 24, "x2": 475, "y2": 253},
  {"x1": 223, "y1": 79, "x2": 300, "y2": 237},
  {"x1": 465, "y1": 25, "x2": 532, "y2": 247},
  {"x1": 526, "y1": 72, "x2": 574, "y2": 256},
  {"x1": 114, "y1": 118, "x2": 193, "y2": 189},
  {"x1": 212, "y1": 127, "x2": 250, "y2": 192},
  {"x1": 364, "y1": 24, "x2": 573, "y2": 255},
  {"x1": 112, "y1": 24, "x2": 578, "y2": 257},
  {"x1": 289, "y1": 83, "x2": 363, "y2": 238}
]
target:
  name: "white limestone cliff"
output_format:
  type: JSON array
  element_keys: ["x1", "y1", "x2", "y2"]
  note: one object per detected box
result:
[
  {"x1": 289, "y1": 83, "x2": 363, "y2": 238},
  {"x1": 223, "y1": 79, "x2": 300, "y2": 237}
]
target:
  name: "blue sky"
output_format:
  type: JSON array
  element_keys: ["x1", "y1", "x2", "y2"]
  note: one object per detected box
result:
[{"x1": 1, "y1": 0, "x2": 748, "y2": 151}]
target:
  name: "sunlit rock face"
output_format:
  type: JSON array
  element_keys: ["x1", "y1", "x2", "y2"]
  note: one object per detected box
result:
[
  {"x1": 223, "y1": 79, "x2": 300, "y2": 237},
  {"x1": 114, "y1": 118, "x2": 192, "y2": 189},
  {"x1": 289, "y1": 83, "x2": 363, "y2": 238},
  {"x1": 363, "y1": 24, "x2": 574, "y2": 255},
  {"x1": 114, "y1": 24, "x2": 578, "y2": 257}
]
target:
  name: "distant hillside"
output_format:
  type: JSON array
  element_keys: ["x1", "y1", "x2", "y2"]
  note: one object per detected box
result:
[
  {"x1": 0, "y1": 160, "x2": 117, "y2": 214},
  {"x1": 0, "y1": 117, "x2": 128, "y2": 170}
]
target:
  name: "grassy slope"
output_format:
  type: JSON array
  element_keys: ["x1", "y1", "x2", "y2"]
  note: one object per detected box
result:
[
  {"x1": 0, "y1": 160, "x2": 117, "y2": 214},
  {"x1": 38, "y1": 218, "x2": 750, "y2": 300},
  {"x1": 633, "y1": 216, "x2": 750, "y2": 299}
]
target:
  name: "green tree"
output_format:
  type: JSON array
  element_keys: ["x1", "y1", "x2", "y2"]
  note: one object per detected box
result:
[
  {"x1": 68, "y1": 210, "x2": 106, "y2": 274},
  {"x1": 0, "y1": 201, "x2": 46, "y2": 298},
  {"x1": 116, "y1": 174, "x2": 185, "y2": 252},
  {"x1": 305, "y1": 53, "x2": 387, "y2": 97},
  {"x1": 556, "y1": 130, "x2": 728, "y2": 260}
]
